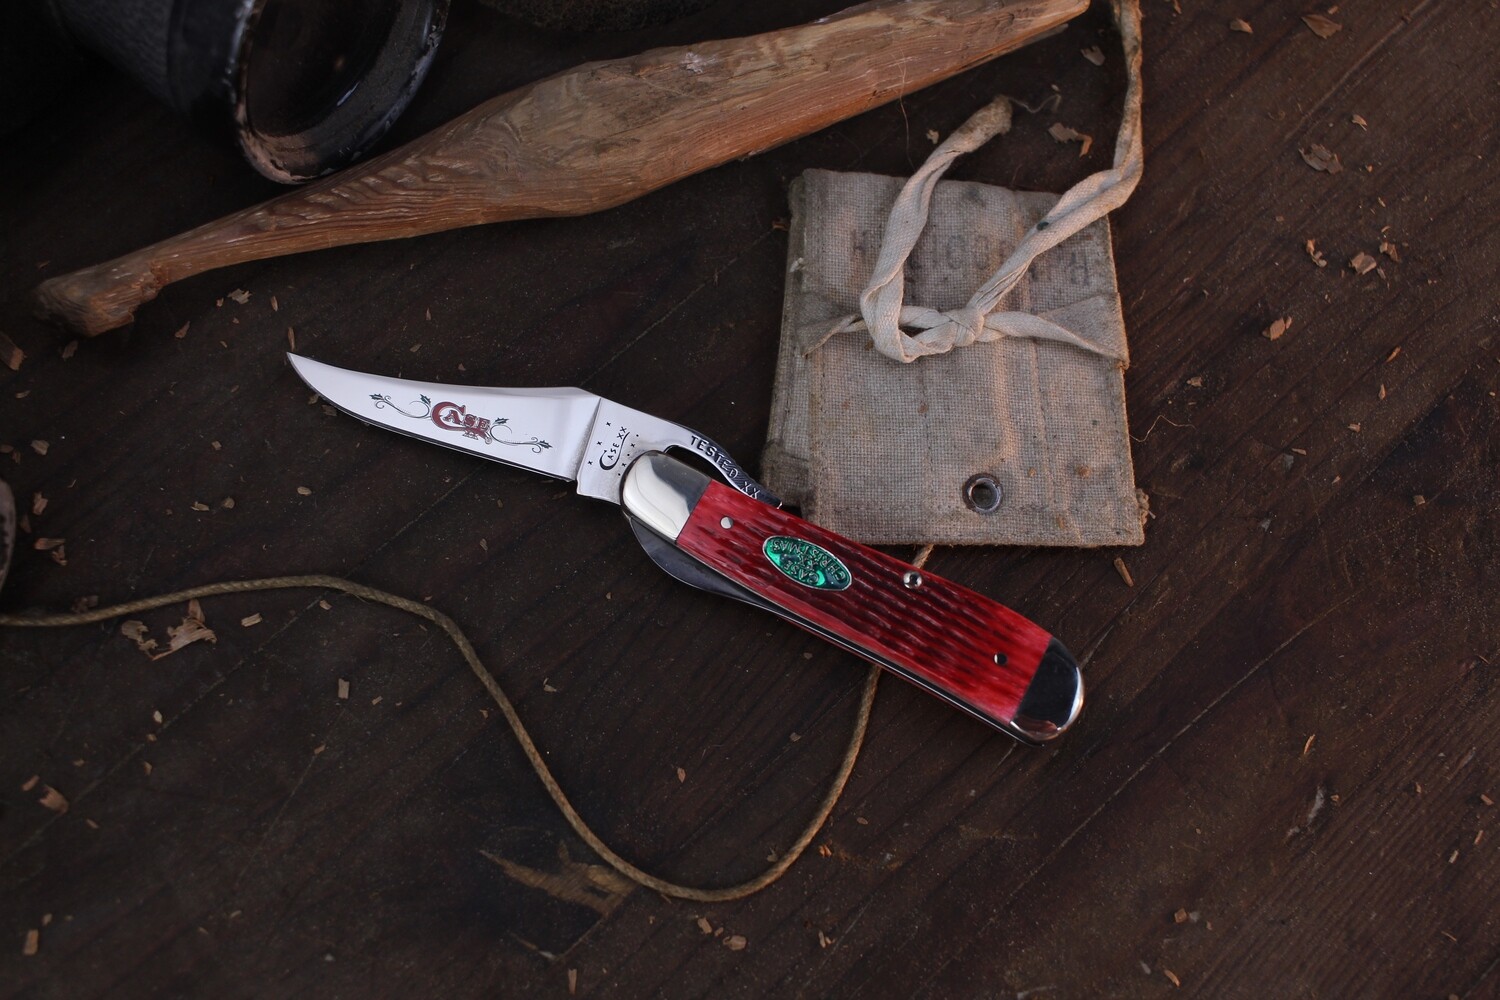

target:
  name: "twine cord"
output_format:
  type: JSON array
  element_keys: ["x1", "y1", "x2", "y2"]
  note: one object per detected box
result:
[{"x1": 0, "y1": 552, "x2": 939, "y2": 901}]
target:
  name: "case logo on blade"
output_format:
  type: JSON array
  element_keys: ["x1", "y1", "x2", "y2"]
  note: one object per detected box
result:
[
  {"x1": 368, "y1": 394, "x2": 551, "y2": 454},
  {"x1": 597, "y1": 425, "x2": 631, "y2": 470},
  {"x1": 763, "y1": 536, "x2": 851, "y2": 591}
]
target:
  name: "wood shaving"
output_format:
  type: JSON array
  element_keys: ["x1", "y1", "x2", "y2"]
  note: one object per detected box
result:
[
  {"x1": 1379, "y1": 384, "x2": 1387, "y2": 400},
  {"x1": 318, "y1": 599, "x2": 331, "y2": 610},
  {"x1": 287, "y1": 328, "x2": 296, "y2": 350},
  {"x1": 925, "y1": 129, "x2": 940, "y2": 144},
  {"x1": 1380, "y1": 239, "x2": 1401, "y2": 262},
  {"x1": 1348, "y1": 423, "x2": 1361, "y2": 432},
  {"x1": 1264, "y1": 316, "x2": 1293, "y2": 341},
  {"x1": 1303, "y1": 734, "x2": 1316, "y2": 756},
  {"x1": 1349, "y1": 252, "x2": 1378, "y2": 275},
  {"x1": 174, "y1": 322, "x2": 190, "y2": 339},
  {"x1": 818, "y1": 929, "x2": 834, "y2": 948},
  {"x1": 567, "y1": 969, "x2": 577, "y2": 995},
  {"x1": 724, "y1": 935, "x2": 747, "y2": 951},
  {"x1": 676, "y1": 767, "x2": 687, "y2": 783},
  {"x1": 1482, "y1": 793, "x2": 1494, "y2": 807},
  {"x1": 21, "y1": 775, "x2": 40, "y2": 792},
  {"x1": 1302, "y1": 13, "x2": 1342, "y2": 38},
  {"x1": 227, "y1": 289, "x2": 251, "y2": 305},
  {"x1": 1351, "y1": 113, "x2": 1368, "y2": 129},
  {"x1": 142, "y1": 761, "x2": 153, "y2": 776},
  {"x1": 191, "y1": 501, "x2": 210, "y2": 511},
  {"x1": 38, "y1": 785, "x2": 68, "y2": 813},
  {"x1": 271, "y1": 295, "x2": 279, "y2": 312},
  {"x1": 1187, "y1": 376, "x2": 1204, "y2": 387},
  {"x1": 1164, "y1": 968, "x2": 1182, "y2": 988},
  {"x1": 0, "y1": 333, "x2": 24, "y2": 371},
  {"x1": 1174, "y1": 908, "x2": 1189, "y2": 924},
  {"x1": 23, "y1": 929, "x2": 39, "y2": 956},
  {"x1": 153, "y1": 710, "x2": 164, "y2": 725},
  {"x1": 1384, "y1": 346, "x2": 1402, "y2": 363},
  {"x1": 1081, "y1": 45, "x2": 1106, "y2": 64},
  {"x1": 121, "y1": 621, "x2": 158, "y2": 655},
  {"x1": 1413, "y1": 495, "x2": 1426, "y2": 506},
  {"x1": 1048, "y1": 122, "x2": 1093, "y2": 157},
  {"x1": 31, "y1": 493, "x2": 47, "y2": 515},
  {"x1": 240, "y1": 613, "x2": 263, "y2": 627},
  {"x1": 337, "y1": 678, "x2": 350, "y2": 700},
  {"x1": 1113, "y1": 556, "x2": 1135, "y2": 587},
  {"x1": 1300, "y1": 144, "x2": 1343, "y2": 174},
  {"x1": 31, "y1": 440, "x2": 49, "y2": 456},
  {"x1": 1305, "y1": 239, "x2": 1328, "y2": 267},
  {"x1": 159, "y1": 610, "x2": 217, "y2": 659},
  {"x1": 697, "y1": 916, "x2": 713, "y2": 934},
  {"x1": 1228, "y1": 18, "x2": 1252, "y2": 33},
  {"x1": 60, "y1": 340, "x2": 78, "y2": 360},
  {"x1": 296, "y1": 486, "x2": 312, "y2": 496},
  {"x1": 221, "y1": 497, "x2": 235, "y2": 509}
]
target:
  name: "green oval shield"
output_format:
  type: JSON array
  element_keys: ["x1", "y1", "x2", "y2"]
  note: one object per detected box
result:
[{"x1": 763, "y1": 535, "x2": 852, "y2": 591}]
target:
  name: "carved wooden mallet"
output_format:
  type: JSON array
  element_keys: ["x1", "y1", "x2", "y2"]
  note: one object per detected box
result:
[{"x1": 36, "y1": 0, "x2": 1086, "y2": 337}]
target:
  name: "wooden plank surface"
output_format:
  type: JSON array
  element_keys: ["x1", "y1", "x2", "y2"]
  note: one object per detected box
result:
[{"x1": 2, "y1": 1, "x2": 1496, "y2": 996}]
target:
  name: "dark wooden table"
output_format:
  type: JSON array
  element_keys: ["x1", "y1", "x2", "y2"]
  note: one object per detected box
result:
[{"x1": 3, "y1": 1, "x2": 1497, "y2": 996}]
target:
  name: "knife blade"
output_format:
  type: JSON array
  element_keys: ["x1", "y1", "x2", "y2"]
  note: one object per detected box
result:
[{"x1": 287, "y1": 355, "x2": 1083, "y2": 744}]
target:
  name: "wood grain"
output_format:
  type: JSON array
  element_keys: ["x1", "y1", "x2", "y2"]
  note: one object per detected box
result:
[
  {"x1": 2, "y1": 0, "x2": 1497, "y2": 997},
  {"x1": 33, "y1": 0, "x2": 1085, "y2": 337}
]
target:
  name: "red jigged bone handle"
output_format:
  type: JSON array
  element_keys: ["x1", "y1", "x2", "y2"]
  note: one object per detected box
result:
[{"x1": 623, "y1": 454, "x2": 1082, "y2": 743}]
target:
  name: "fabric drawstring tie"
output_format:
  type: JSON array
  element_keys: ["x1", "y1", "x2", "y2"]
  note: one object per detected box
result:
[{"x1": 812, "y1": 0, "x2": 1144, "y2": 364}]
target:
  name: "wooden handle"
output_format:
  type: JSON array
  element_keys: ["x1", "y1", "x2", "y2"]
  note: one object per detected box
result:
[
  {"x1": 36, "y1": 0, "x2": 1086, "y2": 336},
  {"x1": 622, "y1": 453, "x2": 1083, "y2": 743}
]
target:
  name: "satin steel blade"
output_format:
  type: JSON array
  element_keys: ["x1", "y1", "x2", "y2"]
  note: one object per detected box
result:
[
  {"x1": 287, "y1": 355, "x2": 779, "y2": 506},
  {"x1": 289, "y1": 353, "x2": 598, "y2": 482}
]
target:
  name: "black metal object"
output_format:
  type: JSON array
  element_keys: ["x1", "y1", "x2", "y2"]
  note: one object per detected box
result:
[{"x1": 7, "y1": 0, "x2": 449, "y2": 182}]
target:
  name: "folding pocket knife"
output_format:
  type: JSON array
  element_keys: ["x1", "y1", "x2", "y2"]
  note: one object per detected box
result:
[{"x1": 288, "y1": 355, "x2": 1083, "y2": 744}]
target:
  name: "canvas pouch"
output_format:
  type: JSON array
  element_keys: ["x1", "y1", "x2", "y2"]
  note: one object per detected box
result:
[{"x1": 763, "y1": 1, "x2": 1146, "y2": 547}]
